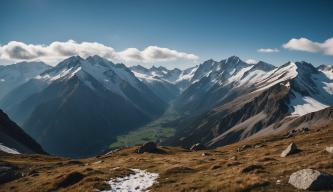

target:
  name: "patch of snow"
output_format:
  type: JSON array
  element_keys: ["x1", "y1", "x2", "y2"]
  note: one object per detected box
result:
[
  {"x1": 177, "y1": 66, "x2": 198, "y2": 82},
  {"x1": 238, "y1": 70, "x2": 267, "y2": 86},
  {"x1": 132, "y1": 71, "x2": 162, "y2": 83},
  {"x1": 36, "y1": 66, "x2": 81, "y2": 82},
  {"x1": 255, "y1": 62, "x2": 298, "y2": 92},
  {"x1": 229, "y1": 68, "x2": 236, "y2": 75},
  {"x1": 289, "y1": 91, "x2": 330, "y2": 116},
  {"x1": 323, "y1": 82, "x2": 333, "y2": 94},
  {"x1": 283, "y1": 81, "x2": 290, "y2": 88},
  {"x1": 318, "y1": 68, "x2": 333, "y2": 80},
  {"x1": 102, "y1": 169, "x2": 159, "y2": 192},
  {"x1": 227, "y1": 66, "x2": 253, "y2": 83},
  {"x1": 0, "y1": 143, "x2": 20, "y2": 154}
]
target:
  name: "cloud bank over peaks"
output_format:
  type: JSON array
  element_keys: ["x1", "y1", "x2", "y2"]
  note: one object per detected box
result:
[
  {"x1": 283, "y1": 37, "x2": 333, "y2": 56},
  {"x1": 0, "y1": 40, "x2": 199, "y2": 65}
]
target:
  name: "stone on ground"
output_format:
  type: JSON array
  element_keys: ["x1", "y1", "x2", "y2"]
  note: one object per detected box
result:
[
  {"x1": 281, "y1": 143, "x2": 298, "y2": 157},
  {"x1": 289, "y1": 169, "x2": 333, "y2": 190},
  {"x1": 137, "y1": 142, "x2": 158, "y2": 154},
  {"x1": 190, "y1": 143, "x2": 206, "y2": 151},
  {"x1": 325, "y1": 146, "x2": 333, "y2": 154}
]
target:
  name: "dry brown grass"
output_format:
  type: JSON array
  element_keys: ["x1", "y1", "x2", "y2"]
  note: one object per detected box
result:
[{"x1": 1, "y1": 124, "x2": 333, "y2": 192}]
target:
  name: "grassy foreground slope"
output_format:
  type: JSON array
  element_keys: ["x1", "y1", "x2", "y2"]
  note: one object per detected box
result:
[{"x1": 1, "y1": 123, "x2": 333, "y2": 192}]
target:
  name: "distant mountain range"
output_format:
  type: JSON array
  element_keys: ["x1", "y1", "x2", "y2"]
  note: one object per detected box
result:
[
  {"x1": 0, "y1": 55, "x2": 332, "y2": 157},
  {"x1": 0, "y1": 61, "x2": 51, "y2": 100}
]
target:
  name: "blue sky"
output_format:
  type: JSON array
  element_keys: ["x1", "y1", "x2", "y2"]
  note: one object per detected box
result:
[{"x1": 0, "y1": 0, "x2": 332, "y2": 68}]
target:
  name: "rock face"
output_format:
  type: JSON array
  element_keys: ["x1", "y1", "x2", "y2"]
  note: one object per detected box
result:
[
  {"x1": 281, "y1": 143, "x2": 298, "y2": 157},
  {"x1": 190, "y1": 143, "x2": 206, "y2": 151},
  {"x1": 289, "y1": 169, "x2": 333, "y2": 190},
  {"x1": 286, "y1": 127, "x2": 309, "y2": 138},
  {"x1": 0, "y1": 109, "x2": 45, "y2": 154},
  {"x1": 137, "y1": 142, "x2": 158, "y2": 153}
]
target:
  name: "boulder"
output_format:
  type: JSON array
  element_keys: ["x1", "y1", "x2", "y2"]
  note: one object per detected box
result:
[
  {"x1": 281, "y1": 143, "x2": 298, "y2": 157},
  {"x1": 137, "y1": 142, "x2": 158, "y2": 154},
  {"x1": 190, "y1": 143, "x2": 206, "y2": 151},
  {"x1": 325, "y1": 146, "x2": 333, "y2": 154},
  {"x1": 201, "y1": 152, "x2": 209, "y2": 156},
  {"x1": 289, "y1": 169, "x2": 333, "y2": 190},
  {"x1": 56, "y1": 172, "x2": 85, "y2": 189}
]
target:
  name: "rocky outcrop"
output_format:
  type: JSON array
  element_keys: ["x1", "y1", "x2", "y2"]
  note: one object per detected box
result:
[
  {"x1": 281, "y1": 143, "x2": 299, "y2": 157},
  {"x1": 289, "y1": 169, "x2": 333, "y2": 190},
  {"x1": 286, "y1": 127, "x2": 309, "y2": 138},
  {"x1": 190, "y1": 143, "x2": 206, "y2": 151},
  {"x1": 137, "y1": 142, "x2": 158, "y2": 153}
]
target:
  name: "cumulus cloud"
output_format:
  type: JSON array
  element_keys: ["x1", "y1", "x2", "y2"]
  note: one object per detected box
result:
[
  {"x1": 283, "y1": 37, "x2": 333, "y2": 56},
  {"x1": 119, "y1": 46, "x2": 198, "y2": 63},
  {"x1": 0, "y1": 40, "x2": 199, "y2": 65},
  {"x1": 257, "y1": 48, "x2": 280, "y2": 53},
  {"x1": 245, "y1": 59, "x2": 258, "y2": 64}
]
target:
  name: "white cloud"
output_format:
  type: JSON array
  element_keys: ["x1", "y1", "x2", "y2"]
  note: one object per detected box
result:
[
  {"x1": 283, "y1": 37, "x2": 333, "y2": 56},
  {"x1": 119, "y1": 46, "x2": 198, "y2": 63},
  {"x1": 257, "y1": 48, "x2": 280, "y2": 53},
  {"x1": 0, "y1": 40, "x2": 199, "y2": 65},
  {"x1": 245, "y1": 59, "x2": 258, "y2": 64}
]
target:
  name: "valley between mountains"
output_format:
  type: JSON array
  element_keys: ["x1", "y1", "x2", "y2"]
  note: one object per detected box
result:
[
  {"x1": 1, "y1": 119, "x2": 333, "y2": 191},
  {"x1": 0, "y1": 55, "x2": 333, "y2": 191}
]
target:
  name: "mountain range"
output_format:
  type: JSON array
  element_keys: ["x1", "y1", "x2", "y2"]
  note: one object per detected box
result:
[
  {"x1": 0, "y1": 56, "x2": 166, "y2": 157},
  {"x1": 0, "y1": 55, "x2": 332, "y2": 157},
  {"x1": 0, "y1": 61, "x2": 51, "y2": 100}
]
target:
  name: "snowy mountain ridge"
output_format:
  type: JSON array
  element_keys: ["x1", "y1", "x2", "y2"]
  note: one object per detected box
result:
[
  {"x1": 34, "y1": 55, "x2": 144, "y2": 99},
  {"x1": 0, "y1": 61, "x2": 51, "y2": 100},
  {"x1": 130, "y1": 64, "x2": 198, "y2": 86},
  {"x1": 0, "y1": 55, "x2": 332, "y2": 157},
  {"x1": 172, "y1": 56, "x2": 333, "y2": 118}
]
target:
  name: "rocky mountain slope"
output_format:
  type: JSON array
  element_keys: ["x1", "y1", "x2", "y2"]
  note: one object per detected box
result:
[
  {"x1": 173, "y1": 56, "x2": 277, "y2": 115},
  {"x1": 1, "y1": 120, "x2": 332, "y2": 191},
  {"x1": 167, "y1": 60, "x2": 333, "y2": 148},
  {"x1": 0, "y1": 109, "x2": 45, "y2": 154}
]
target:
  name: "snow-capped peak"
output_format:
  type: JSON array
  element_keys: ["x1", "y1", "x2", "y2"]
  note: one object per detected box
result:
[
  {"x1": 35, "y1": 56, "x2": 84, "y2": 81},
  {"x1": 130, "y1": 64, "x2": 196, "y2": 85},
  {"x1": 34, "y1": 55, "x2": 144, "y2": 98},
  {"x1": 318, "y1": 64, "x2": 333, "y2": 71},
  {"x1": 224, "y1": 56, "x2": 241, "y2": 65},
  {"x1": 317, "y1": 64, "x2": 333, "y2": 80}
]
